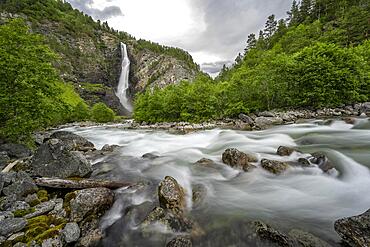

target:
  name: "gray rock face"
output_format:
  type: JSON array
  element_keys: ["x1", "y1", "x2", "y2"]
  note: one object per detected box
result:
[
  {"x1": 288, "y1": 229, "x2": 332, "y2": 247},
  {"x1": 222, "y1": 148, "x2": 257, "y2": 172},
  {"x1": 2, "y1": 172, "x2": 38, "y2": 199},
  {"x1": 255, "y1": 117, "x2": 283, "y2": 129},
  {"x1": 158, "y1": 176, "x2": 186, "y2": 215},
  {"x1": 334, "y1": 209, "x2": 370, "y2": 247},
  {"x1": 69, "y1": 187, "x2": 114, "y2": 222},
  {"x1": 166, "y1": 236, "x2": 192, "y2": 247},
  {"x1": 0, "y1": 143, "x2": 31, "y2": 159},
  {"x1": 0, "y1": 218, "x2": 27, "y2": 237},
  {"x1": 277, "y1": 146, "x2": 298, "y2": 156},
  {"x1": 62, "y1": 222, "x2": 80, "y2": 243},
  {"x1": 49, "y1": 131, "x2": 95, "y2": 152},
  {"x1": 261, "y1": 159, "x2": 290, "y2": 175},
  {"x1": 31, "y1": 139, "x2": 92, "y2": 178},
  {"x1": 253, "y1": 221, "x2": 293, "y2": 247}
]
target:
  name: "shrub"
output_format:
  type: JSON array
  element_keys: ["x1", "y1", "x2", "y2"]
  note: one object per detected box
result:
[{"x1": 91, "y1": 103, "x2": 115, "y2": 123}]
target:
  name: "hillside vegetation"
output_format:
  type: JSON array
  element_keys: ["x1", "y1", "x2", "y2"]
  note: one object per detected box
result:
[{"x1": 134, "y1": 0, "x2": 370, "y2": 123}]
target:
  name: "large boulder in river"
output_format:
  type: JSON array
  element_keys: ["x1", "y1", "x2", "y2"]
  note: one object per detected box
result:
[
  {"x1": 253, "y1": 221, "x2": 293, "y2": 247},
  {"x1": 158, "y1": 176, "x2": 186, "y2": 215},
  {"x1": 261, "y1": 159, "x2": 290, "y2": 175},
  {"x1": 309, "y1": 152, "x2": 334, "y2": 172},
  {"x1": 288, "y1": 229, "x2": 332, "y2": 247},
  {"x1": 334, "y1": 209, "x2": 370, "y2": 247},
  {"x1": 277, "y1": 146, "x2": 298, "y2": 156},
  {"x1": 166, "y1": 236, "x2": 192, "y2": 247},
  {"x1": 49, "y1": 131, "x2": 95, "y2": 152},
  {"x1": 255, "y1": 117, "x2": 283, "y2": 129},
  {"x1": 222, "y1": 148, "x2": 257, "y2": 172},
  {"x1": 30, "y1": 139, "x2": 92, "y2": 178}
]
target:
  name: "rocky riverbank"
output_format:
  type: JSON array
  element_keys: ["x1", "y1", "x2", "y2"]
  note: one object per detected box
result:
[{"x1": 1, "y1": 128, "x2": 370, "y2": 246}]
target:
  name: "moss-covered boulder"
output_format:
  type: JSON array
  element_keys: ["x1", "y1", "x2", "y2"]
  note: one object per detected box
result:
[
  {"x1": 158, "y1": 176, "x2": 186, "y2": 215},
  {"x1": 261, "y1": 159, "x2": 290, "y2": 175},
  {"x1": 222, "y1": 148, "x2": 257, "y2": 172}
]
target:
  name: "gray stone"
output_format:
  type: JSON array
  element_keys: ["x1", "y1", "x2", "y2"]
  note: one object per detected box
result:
[
  {"x1": 25, "y1": 193, "x2": 39, "y2": 205},
  {"x1": 0, "y1": 194, "x2": 17, "y2": 211},
  {"x1": 49, "y1": 131, "x2": 95, "y2": 152},
  {"x1": 142, "y1": 153, "x2": 160, "y2": 160},
  {"x1": 0, "y1": 211, "x2": 13, "y2": 221},
  {"x1": 310, "y1": 152, "x2": 334, "y2": 172},
  {"x1": 334, "y1": 209, "x2": 370, "y2": 247},
  {"x1": 9, "y1": 201, "x2": 30, "y2": 212},
  {"x1": 7, "y1": 231, "x2": 25, "y2": 242},
  {"x1": 238, "y1": 113, "x2": 254, "y2": 125},
  {"x1": 0, "y1": 173, "x2": 4, "y2": 194},
  {"x1": 2, "y1": 172, "x2": 38, "y2": 199},
  {"x1": 31, "y1": 139, "x2": 92, "y2": 178},
  {"x1": 258, "y1": 111, "x2": 276, "y2": 117},
  {"x1": 158, "y1": 176, "x2": 186, "y2": 215},
  {"x1": 0, "y1": 143, "x2": 31, "y2": 159},
  {"x1": 101, "y1": 144, "x2": 120, "y2": 153},
  {"x1": 24, "y1": 200, "x2": 56, "y2": 219},
  {"x1": 50, "y1": 198, "x2": 66, "y2": 218},
  {"x1": 253, "y1": 221, "x2": 293, "y2": 247},
  {"x1": 41, "y1": 236, "x2": 63, "y2": 247},
  {"x1": 13, "y1": 243, "x2": 27, "y2": 247},
  {"x1": 288, "y1": 229, "x2": 332, "y2": 247},
  {"x1": 222, "y1": 148, "x2": 257, "y2": 172},
  {"x1": 255, "y1": 117, "x2": 284, "y2": 129},
  {"x1": 261, "y1": 159, "x2": 290, "y2": 175},
  {"x1": 192, "y1": 184, "x2": 207, "y2": 208},
  {"x1": 277, "y1": 146, "x2": 298, "y2": 156},
  {"x1": 166, "y1": 236, "x2": 192, "y2": 247},
  {"x1": 193, "y1": 158, "x2": 216, "y2": 167},
  {"x1": 0, "y1": 217, "x2": 27, "y2": 237},
  {"x1": 0, "y1": 151, "x2": 10, "y2": 170},
  {"x1": 69, "y1": 187, "x2": 114, "y2": 222},
  {"x1": 76, "y1": 229, "x2": 103, "y2": 247},
  {"x1": 62, "y1": 222, "x2": 80, "y2": 243}
]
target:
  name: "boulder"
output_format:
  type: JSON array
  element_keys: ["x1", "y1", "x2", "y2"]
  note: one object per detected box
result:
[
  {"x1": 31, "y1": 139, "x2": 92, "y2": 178},
  {"x1": 166, "y1": 236, "x2": 192, "y2": 247},
  {"x1": 142, "y1": 153, "x2": 160, "y2": 160},
  {"x1": 261, "y1": 159, "x2": 290, "y2": 175},
  {"x1": 69, "y1": 187, "x2": 114, "y2": 223},
  {"x1": 101, "y1": 144, "x2": 120, "y2": 153},
  {"x1": 2, "y1": 172, "x2": 38, "y2": 199},
  {"x1": 238, "y1": 114, "x2": 254, "y2": 125},
  {"x1": 309, "y1": 152, "x2": 334, "y2": 172},
  {"x1": 9, "y1": 201, "x2": 30, "y2": 213},
  {"x1": 255, "y1": 117, "x2": 283, "y2": 129},
  {"x1": 192, "y1": 184, "x2": 207, "y2": 208},
  {"x1": 222, "y1": 148, "x2": 257, "y2": 172},
  {"x1": 0, "y1": 195, "x2": 17, "y2": 211},
  {"x1": 0, "y1": 143, "x2": 31, "y2": 159},
  {"x1": 277, "y1": 146, "x2": 298, "y2": 156},
  {"x1": 76, "y1": 229, "x2": 103, "y2": 247},
  {"x1": 0, "y1": 218, "x2": 27, "y2": 237},
  {"x1": 297, "y1": 158, "x2": 311, "y2": 167},
  {"x1": 0, "y1": 151, "x2": 10, "y2": 170},
  {"x1": 288, "y1": 229, "x2": 332, "y2": 247},
  {"x1": 253, "y1": 221, "x2": 293, "y2": 247},
  {"x1": 158, "y1": 176, "x2": 186, "y2": 215},
  {"x1": 334, "y1": 209, "x2": 370, "y2": 247},
  {"x1": 258, "y1": 111, "x2": 276, "y2": 117},
  {"x1": 49, "y1": 131, "x2": 94, "y2": 152},
  {"x1": 24, "y1": 200, "x2": 56, "y2": 219},
  {"x1": 193, "y1": 158, "x2": 216, "y2": 167},
  {"x1": 62, "y1": 222, "x2": 80, "y2": 243}
]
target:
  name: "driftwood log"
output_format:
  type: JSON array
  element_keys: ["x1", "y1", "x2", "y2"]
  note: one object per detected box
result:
[{"x1": 34, "y1": 177, "x2": 132, "y2": 190}]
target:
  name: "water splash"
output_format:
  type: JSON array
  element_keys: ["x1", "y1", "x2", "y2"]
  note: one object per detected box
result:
[{"x1": 116, "y1": 42, "x2": 133, "y2": 112}]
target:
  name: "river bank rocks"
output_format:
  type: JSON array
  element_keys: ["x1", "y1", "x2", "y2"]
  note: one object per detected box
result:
[
  {"x1": 334, "y1": 209, "x2": 370, "y2": 247},
  {"x1": 0, "y1": 131, "x2": 120, "y2": 246}
]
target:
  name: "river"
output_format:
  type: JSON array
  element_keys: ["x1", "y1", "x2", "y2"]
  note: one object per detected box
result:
[{"x1": 62, "y1": 118, "x2": 370, "y2": 246}]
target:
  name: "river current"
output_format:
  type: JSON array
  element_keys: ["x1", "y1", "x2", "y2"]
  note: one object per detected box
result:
[{"x1": 62, "y1": 118, "x2": 370, "y2": 246}]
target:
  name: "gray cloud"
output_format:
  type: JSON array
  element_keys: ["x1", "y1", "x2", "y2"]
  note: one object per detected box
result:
[
  {"x1": 67, "y1": 0, "x2": 122, "y2": 20},
  {"x1": 201, "y1": 61, "x2": 233, "y2": 74}
]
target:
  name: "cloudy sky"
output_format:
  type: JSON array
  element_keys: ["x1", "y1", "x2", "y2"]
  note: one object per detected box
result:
[{"x1": 66, "y1": 0, "x2": 293, "y2": 75}]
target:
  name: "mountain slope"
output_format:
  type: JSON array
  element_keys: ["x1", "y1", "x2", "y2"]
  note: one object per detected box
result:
[{"x1": 0, "y1": 0, "x2": 200, "y2": 113}]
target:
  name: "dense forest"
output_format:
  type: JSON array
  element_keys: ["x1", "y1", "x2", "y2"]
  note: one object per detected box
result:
[{"x1": 134, "y1": 0, "x2": 370, "y2": 123}]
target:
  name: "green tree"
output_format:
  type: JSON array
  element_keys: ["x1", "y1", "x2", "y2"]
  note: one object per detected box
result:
[
  {"x1": 72, "y1": 102, "x2": 91, "y2": 121},
  {"x1": 91, "y1": 103, "x2": 115, "y2": 123},
  {"x1": 0, "y1": 19, "x2": 65, "y2": 143}
]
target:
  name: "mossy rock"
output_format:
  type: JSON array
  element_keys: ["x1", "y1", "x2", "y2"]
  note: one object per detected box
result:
[
  {"x1": 13, "y1": 208, "x2": 35, "y2": 217},
  {"x1": 37, "y1": 190, "x2": 49, "y2": 203},
  {"x1": 63, "y1": 191, "x2": 77, "y2": 217}
]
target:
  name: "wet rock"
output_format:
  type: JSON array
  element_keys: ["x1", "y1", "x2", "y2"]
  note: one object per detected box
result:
[
  {"x1": 277, "y1": 146, "x2": 298, "y2": 156},
  {"x1": 334, "y1": 209, "x2": 370, "y2": 247},
  {"x1": 0, "y1": 218, "x2": 27, "y2": 237},
  {"x1": 49, "y1": 131, "x2": 95, "y2": 152},
  {"x1": 158, "y1": 176, "x2": 186, "y2": 215},
  {"x1": 255, "y1": 117, "x2": 283, "y2": 129},
  {"x1": 342, "y1": 117, "x2": 356, "y2": 125},
  {"x1": 0, "y1": 143, "x2": 31, "y2": 159},
  {"x1": 261, "y1": 159, "x2": 290, "y2": 175},
  {"x1": 69, "y1": 187, "x2": 114, "y2": 222},
  {"x1": 76, "y1": 229, "x2": 103, "y2": 247},
  {"x1": 62, "y1": 222, "x2": 80, "y2": 243},
  {"x1": 31, "y1": 139, "x2": 92, "y2": 178},
  {"x1": 101, "y1": 144, "x2": 120, "y2": 153},
  {"x1": 0, "y1": 151, "x2": 10, "y2": 170},
  {"x1": 50, "y1": 198, "x2": 66, "y2": 219},
  {"x1": 192, "y1": 184, "x2": 207, "y2": 208},
  {"x1": 166, "y1": 236, "x2": 192, "y2": 247},
  {"x1": 253, "y1": 221, "x2": 293, "y2": 247},
  {"x1": 238, "y1": 114, "x2": 254, "y2": 125},
  {"x1": 24, "y1": 200, "x2": 56, "y2": 219},
  {"x1": 288, "y1": 229, "x2": 332, "y2": 247},
  {"x1": 142, "y1": 153, "x2": 160, "y2": 160},
  {"x1": 193, "y1": 158, "x2": 216, "y2": 167},
  {"x1": 310, "y1": 152, "x2": 334, "y2": 172},
  {"x1": 297, "y1": 158, "x2": 311, "y2": 167},
  {"x1": 222, "y1": 148, "x2": 257, "y2": 172},
  {"x1": 2, "y1": 172, "x2": 38, "y2": 199}
]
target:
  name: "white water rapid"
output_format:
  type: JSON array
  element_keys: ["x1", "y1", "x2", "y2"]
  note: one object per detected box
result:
[
  {"x1": 116, "y1": 42, "x2": 133, "y2": 112},
  {"x1": 62, "y1": 118, "x2": 370, "y2": 246}
]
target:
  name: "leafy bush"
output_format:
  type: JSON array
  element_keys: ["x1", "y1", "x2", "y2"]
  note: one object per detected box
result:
[
  {"x1": 72, "y1": 102, "x2": 91, "y2": 121},
  {"x1": 91, "y1": 103, "x2": 115, "y2": 123}
]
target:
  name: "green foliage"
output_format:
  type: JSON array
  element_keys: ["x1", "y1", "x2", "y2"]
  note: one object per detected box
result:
[
  {"x1": 72, "y1": 102, "x2": 91, "y2": 121},
  {"x1": 91, "y1": 102, "x2": 115, "y2": 123}
]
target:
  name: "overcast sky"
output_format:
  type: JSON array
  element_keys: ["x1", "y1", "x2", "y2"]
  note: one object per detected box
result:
[{"x1": 66, "y1": 0, "x2": 293, "y2": 75}]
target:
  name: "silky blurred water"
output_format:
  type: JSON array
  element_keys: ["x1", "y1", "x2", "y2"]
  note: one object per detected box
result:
[{"x1": 62, "y1": 118, "x2": 370, "y2": 246}]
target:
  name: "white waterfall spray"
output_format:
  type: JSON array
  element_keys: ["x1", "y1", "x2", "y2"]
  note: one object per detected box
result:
[{"x1": 116, "y1": 42, "x2": 133, "y2": 112}]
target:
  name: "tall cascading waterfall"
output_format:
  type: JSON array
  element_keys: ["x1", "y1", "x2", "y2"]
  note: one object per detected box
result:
[{"x1": 116, "y1": 42, "x2": 133, "y2": 112}]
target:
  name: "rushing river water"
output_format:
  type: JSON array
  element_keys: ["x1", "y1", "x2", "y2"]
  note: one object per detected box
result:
[{"x1": 63, "y1": 118, "x2": 370, "y2": 246}]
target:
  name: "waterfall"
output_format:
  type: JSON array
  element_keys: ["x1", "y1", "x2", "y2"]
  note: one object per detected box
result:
[{"x1": 116, "y1": 42, "x2": 133, "y2": 112}]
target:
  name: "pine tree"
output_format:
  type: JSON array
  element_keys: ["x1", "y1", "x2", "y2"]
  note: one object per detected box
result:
[
  {"x1": 244, "y1": 33, "x2": 257, "y2": 54},
  {"x1": 235, "y1": 53, "x2": 243, "y2": 65},
  {"x1": 298, "y1": 0, "x2": 313, "y2": 23},
  {"x1": 287, "y1": 0, "x2": 299, "y2": 26},
  {"x1": 264, "y1": 14, "x2": 277, "y2": 39}
]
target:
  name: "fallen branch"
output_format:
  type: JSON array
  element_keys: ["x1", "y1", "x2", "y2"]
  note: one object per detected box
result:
[{"x1": 34, "y1": 177, "x2": 132, "y2": 190}]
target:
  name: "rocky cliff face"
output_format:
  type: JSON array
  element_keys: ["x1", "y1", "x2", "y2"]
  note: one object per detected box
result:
[{"x1": 0, "y1": 6, "x2": 200, "y2": 114}]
